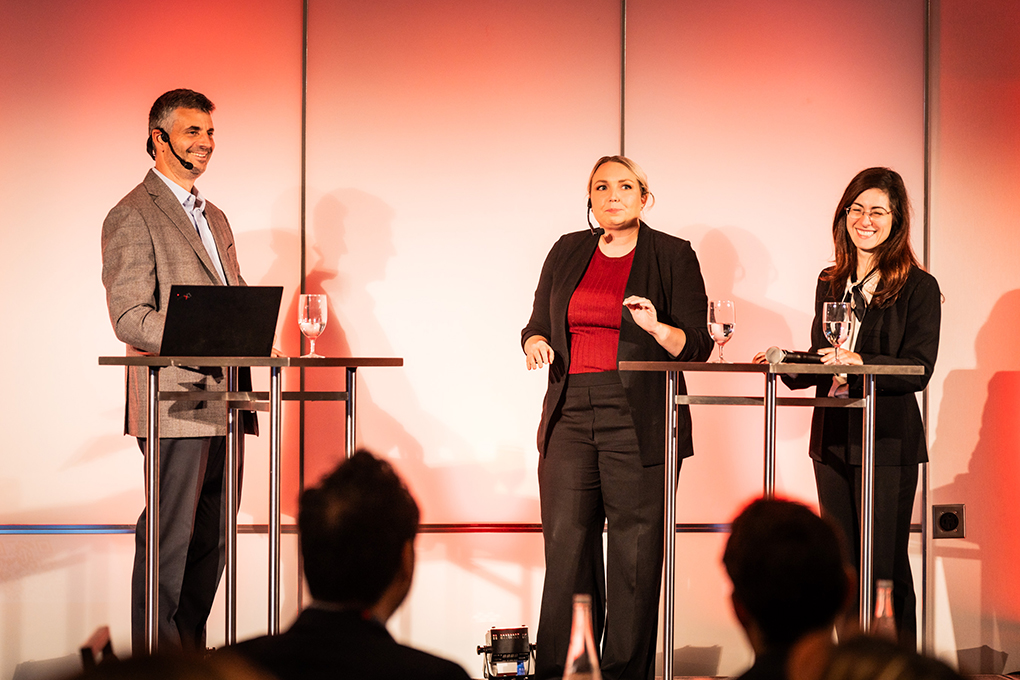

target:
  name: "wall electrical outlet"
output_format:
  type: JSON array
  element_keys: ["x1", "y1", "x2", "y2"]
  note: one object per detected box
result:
[{"x1": 932, "y1": 504, "x2": 966, "y2": 538}]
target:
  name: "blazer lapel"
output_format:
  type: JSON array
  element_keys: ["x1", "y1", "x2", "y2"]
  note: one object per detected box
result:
[
  {"x1": 144, "y1": 171, "x2": 226, "y2": 285},
  {"x1": 623, "y1": 222, "x2": 655, "y2": 300},
  {"x1": 555, "y1": 235, "x2": 599, "y2": 368},
  {"x1": 854, "y1": 280, "x2": 885, "y2": 351},
  {"x1": 565, "y1": 236, "x2": 598, "y2": 293},
  {"x1": 619, "y1": 222, "x2": 659, "y2": 360},
  {"x1": 205, "y1": 208, "x2": 238, "y2": 285}
]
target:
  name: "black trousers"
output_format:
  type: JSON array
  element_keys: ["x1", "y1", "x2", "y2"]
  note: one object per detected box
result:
[
  {"x1": 536, "y1": 372, "x2": 670, "y2": 680},
  {"x1": 131, "y1": 436, "x2": 242, "y2": 655},
  {"x1": 813, "y1": 457, "x2": 918, "y2": 647}
]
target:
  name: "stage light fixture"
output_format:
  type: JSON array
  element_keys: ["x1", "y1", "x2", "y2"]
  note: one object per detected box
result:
[{"x1": 477, "y1": 626, "x2": 535, "y2": 678}]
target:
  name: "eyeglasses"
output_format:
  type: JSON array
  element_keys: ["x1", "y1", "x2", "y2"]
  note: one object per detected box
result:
[{"x1": 846, "y1": 206, "x2": 891, "y2": 221}]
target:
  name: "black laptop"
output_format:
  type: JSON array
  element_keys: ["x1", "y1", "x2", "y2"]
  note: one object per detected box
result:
[{"x1": 159, "y1": 285, "x2": 283, "y2": 357}]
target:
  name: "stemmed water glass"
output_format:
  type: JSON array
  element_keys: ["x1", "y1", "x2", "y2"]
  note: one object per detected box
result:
[
  {"x1": 299, "y1": 294, "x2": 327, "y2": 358},
  {"x1": 707, "y1": 300, "x2": 735, "y2": 363},
  {"x1": 823, "y1": 302, "x2": 852, "y2": 363}
]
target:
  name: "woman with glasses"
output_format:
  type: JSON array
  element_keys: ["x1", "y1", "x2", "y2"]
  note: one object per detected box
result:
[
  {"x1": 522, "y1": 156, "x2": 713, "y2": 679},
  {"x1": 764, "y1": 167, "x2": 941, "y2": 646}
]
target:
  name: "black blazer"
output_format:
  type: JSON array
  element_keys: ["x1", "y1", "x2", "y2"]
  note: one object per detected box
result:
[
  {"x1": 783, "y1": 266, "x2": 941, "y2": 466},
  {"x1": 230, "y1": 608, "x2": 471, "y2": 680},
  {"x1": 522, "y1": 222, "x2": 714, "y2": 466}
]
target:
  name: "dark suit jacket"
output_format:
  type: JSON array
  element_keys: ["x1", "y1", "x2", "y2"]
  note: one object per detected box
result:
[
  {"x1": 522, "y1": 222, "x2": 714, "y2": 466},
  {"x1": 782, "y1": 266, "x2": 941, "y2": 466},
  {"x1": 102, "y1": 170, "x2": 247, "y2": 437},
  {"x1": 230, "y1": 608, "x2": 472, "y2": 680}
]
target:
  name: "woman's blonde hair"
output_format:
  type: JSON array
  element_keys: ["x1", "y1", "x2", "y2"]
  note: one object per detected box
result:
[{"x1": 586, "y1": 155, "x2": 656, "y2": 209}]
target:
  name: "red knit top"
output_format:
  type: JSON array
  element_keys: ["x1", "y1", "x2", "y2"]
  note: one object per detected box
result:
[{"x1": 567, "y1": 247, "x2": 636, "y2": 374}]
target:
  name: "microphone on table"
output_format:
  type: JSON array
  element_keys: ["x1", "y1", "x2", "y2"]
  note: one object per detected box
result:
[
  {"x1": 586, "y1": 199, "x2": 605, "y2": 237},
  {"x1": 766, "y1": 346, "x2": 823, "y2": 364}
]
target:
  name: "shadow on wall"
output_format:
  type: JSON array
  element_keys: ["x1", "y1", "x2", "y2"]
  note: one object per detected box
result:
[
  {"x1": 931, "y1": 289, "x2": 1020, "y2": 674},
  {"x1": 284, "y1": 188, "x2": 451, "y2": 496},
  {"x1": 1, "y1": 532, "x2": 131, "y2": 680},
  {"x1": 274, "y1": 188, "x2": 544, "y2": 629},
  {"x1": 696, "y1": 226, "x2": 799, "y2": 367},
  {"x1": 679, "y1": 227, "x2": 810, "y2": 517}
]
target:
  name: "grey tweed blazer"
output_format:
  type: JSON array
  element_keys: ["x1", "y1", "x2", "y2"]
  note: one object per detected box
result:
[{"x1": 102, "y1": 169, "x2": 246, "y2": 438}]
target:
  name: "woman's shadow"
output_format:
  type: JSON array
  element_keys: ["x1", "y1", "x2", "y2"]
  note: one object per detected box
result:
[
  {"x1": 677, "y1": 227, "x2": 808, "y2": 515},
  {"x1": 930, "y1": 289, "x2": 1020, "y2": 673}
]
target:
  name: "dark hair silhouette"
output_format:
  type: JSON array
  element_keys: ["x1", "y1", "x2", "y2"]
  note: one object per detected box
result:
[
  {"x1": 299, "y1": 449, "x2": 420, "y2": 606},
  {"x1": 723, "y1": 498, "x2": 849, "y2": 649}
]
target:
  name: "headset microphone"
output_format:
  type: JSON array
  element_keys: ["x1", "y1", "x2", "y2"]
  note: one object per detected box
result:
[
  {"x1": 586, "y1": 199, "x2": 605, "y2": 237},
  {"x1": 156, "y1": 128, "x2": 194, "y2": 171}
]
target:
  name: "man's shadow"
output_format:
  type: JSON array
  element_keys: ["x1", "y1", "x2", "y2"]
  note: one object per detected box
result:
[
  {"x1": 278, "y1": 189, "x2": 421, "y2": 510},
  {"x1": 931, "y1": 289, "x2": 1020, "y2": 673},
  {"x1": 276, "y1": 188, "x2": 544, "y2": 632}
]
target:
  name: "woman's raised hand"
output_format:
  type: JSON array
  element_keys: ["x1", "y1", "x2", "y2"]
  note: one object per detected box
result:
[{"x1": 623, "y1": 295, "x2": 659, "y2": 333}]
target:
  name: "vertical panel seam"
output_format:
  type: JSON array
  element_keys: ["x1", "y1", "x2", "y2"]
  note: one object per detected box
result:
[
  {"x1": 298, "y1": 0, "x2": 309, "y2": 612},
  {"x1": 920, "y1": 0, "x2": 934, "y2": 655},
  {"x1": 620, "y1": 0, "x2": 627, "y2": 156}
]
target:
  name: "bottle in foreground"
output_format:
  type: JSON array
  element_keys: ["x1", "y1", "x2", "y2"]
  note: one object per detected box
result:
[
  {"x1": 562, "y1": 594, "x2": 602, "y2": 680},
  {"x1": 872, "y1": 578, "x2": 897, "y2": 641}
]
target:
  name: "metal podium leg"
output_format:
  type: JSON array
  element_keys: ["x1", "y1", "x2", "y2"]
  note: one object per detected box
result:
[
  {"x1": 145, "y1": 366, "x2": 160, "y2": 654},
  {"x1": 345, "y1": 367, "x2": 357, "y2": 458},
  {"x1": 860, "y1": 374, "x2": 877, "y2": 630},
  {"x1": 225, "y1": 367, "x2": 239, "y2": 644},
  {"x1": 662, "y1": 371, "x2": 679, "y2": 680},
  {"x1": 921, "y1": 460, "x2": 931, "y2": 653},
  {"x1": 269, "y1": 366, "x2": 282, "y2": 634},
  {"x1": 763, "y1": 372, "x2": 778, "y2": 498}
]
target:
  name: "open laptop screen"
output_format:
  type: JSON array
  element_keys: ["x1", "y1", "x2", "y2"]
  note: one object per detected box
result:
[{"x1": 159, "y1": 285, "x2": 283, "y2": 357}]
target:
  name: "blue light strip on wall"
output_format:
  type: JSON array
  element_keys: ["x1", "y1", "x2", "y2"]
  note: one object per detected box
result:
[
  {"x1": 0, "y1": 524, "x2": 299, "y2": 536},
  {"x1": 0, "y1": 525, "x2": 136, "y2": 535},
  {"x1": 0, "y1": 523, "x2": 925, "y2": 536}
]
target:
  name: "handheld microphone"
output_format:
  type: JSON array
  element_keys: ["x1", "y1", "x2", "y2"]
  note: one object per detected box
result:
[
  {"x1": 765, "y1": 346, "x2": 824, "y2": 364},
  {"x1": 157, "y1": 128, "x2": 194, "y2": 170},
  {"x1": 586, "y1": 199, "x2": 605, "y2": 237}
]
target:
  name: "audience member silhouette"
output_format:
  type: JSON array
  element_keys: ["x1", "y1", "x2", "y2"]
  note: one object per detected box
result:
[
  {"x1": 822, "y1": 636, "x2": 964, "y2": 680},
  {"x1": 723, "y1": 498, "x2": 853, "y2": 680},
  {"x1": 228, "y1": 450, "x2": 471, "y2": 680},
  {"x1": 72, "y1": 650, "x2": 271, "y2": 680}
]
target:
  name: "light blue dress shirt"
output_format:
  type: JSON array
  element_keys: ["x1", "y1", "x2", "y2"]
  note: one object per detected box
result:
[{"x1": 153, "y1": 168, "x2": 228, "y2": 285}]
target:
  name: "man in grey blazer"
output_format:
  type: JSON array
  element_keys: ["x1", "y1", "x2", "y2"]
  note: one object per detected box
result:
[{"x1": 101, "y1": 88, "x2": 250, "y2": 655}]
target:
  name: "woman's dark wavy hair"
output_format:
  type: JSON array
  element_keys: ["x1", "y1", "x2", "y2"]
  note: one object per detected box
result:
[{"x1": 823, "y1": 167, "x2": 922, "y2": 308}]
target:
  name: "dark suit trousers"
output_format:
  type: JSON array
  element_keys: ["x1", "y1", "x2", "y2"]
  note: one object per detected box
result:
[
  {"x1": 536, "y1": 372, "x2": 669, "y2": 680},
  {"x1": 131, "y1": 436, "x2": 242, "y2": 655},
  {"x1": 813, "y1": 458, "x2": 918, "y2": 647}
]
